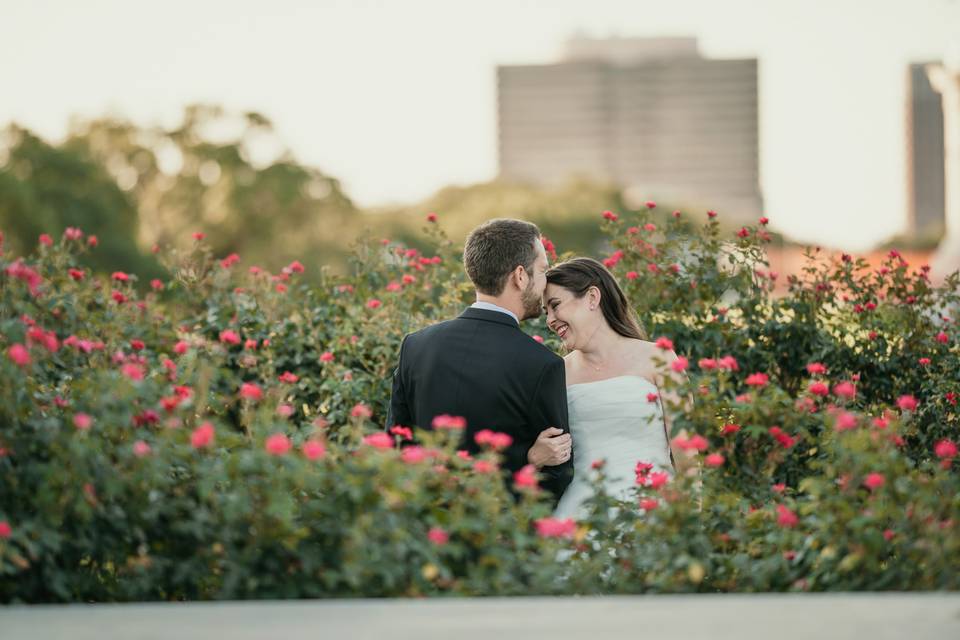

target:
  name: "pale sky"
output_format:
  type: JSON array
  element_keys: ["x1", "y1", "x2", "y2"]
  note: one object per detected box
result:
[{"x1": 1, "y1": 0, "x2": 957, "y2": 249}]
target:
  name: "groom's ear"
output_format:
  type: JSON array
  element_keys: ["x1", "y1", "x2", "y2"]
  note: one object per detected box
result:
[{"x1": 511, "y1": 264, "x2": 527, "y2": 290}]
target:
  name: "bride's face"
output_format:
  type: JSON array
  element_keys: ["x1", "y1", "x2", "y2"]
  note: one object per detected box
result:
[{"x1": 543, "y1": 283, "x2": 598, "y2": 349}]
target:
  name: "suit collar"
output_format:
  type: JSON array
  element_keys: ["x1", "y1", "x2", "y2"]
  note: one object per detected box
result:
[{"x1": 459, "y1": 307, "x2": 521, "y2": 328}]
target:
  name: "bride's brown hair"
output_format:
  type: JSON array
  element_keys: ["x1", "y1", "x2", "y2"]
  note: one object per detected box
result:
[{"x1": 545, "y1": 257, "x2": 647, "y2": 340}]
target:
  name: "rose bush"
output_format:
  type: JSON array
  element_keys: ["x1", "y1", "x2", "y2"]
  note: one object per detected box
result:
[{"x1": 0, "y1": 210, "x2": 957, "y2": 602}]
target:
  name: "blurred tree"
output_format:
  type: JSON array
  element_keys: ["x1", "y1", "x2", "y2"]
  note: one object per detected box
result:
[
  {"x1": 67, "y1": 104, "x2": 357, "y2": 273},
  {"x1": 374, "y1": 177, "x2": 628, "y2": 257},
  {"x1": 0, "y1": 124, "x2": 158, "y2": 276}
]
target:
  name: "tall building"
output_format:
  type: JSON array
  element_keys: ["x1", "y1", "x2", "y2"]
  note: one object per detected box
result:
[
  {"x1": 497, "y1": 37, "x2": 762, "y2": 219},
  {"x1": 906, "y1": 63, "x2": 946, "y2": 237}
]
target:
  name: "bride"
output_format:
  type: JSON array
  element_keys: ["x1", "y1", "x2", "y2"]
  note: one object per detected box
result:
[{"x1": 543, "y1": 257, "x2": 690, "y2": 519}]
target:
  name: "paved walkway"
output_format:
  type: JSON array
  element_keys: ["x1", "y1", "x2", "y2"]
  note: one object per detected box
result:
[{"x1": 2, "y1": 593, "x2": 959, "y2": 639}]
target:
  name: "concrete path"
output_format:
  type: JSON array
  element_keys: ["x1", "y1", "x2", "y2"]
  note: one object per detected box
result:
[{"x1": 2, "y1": 593, "x2": 959, "y2": 639}]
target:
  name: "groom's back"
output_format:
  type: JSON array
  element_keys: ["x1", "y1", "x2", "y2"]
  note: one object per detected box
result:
[{"x1": 387, "y1": 307, "x2": 570, "y2": 496}]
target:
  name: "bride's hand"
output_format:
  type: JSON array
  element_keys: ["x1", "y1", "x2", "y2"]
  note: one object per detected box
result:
[{"x1": 527, "y1": 427, "x2": 572, "y2": 467}]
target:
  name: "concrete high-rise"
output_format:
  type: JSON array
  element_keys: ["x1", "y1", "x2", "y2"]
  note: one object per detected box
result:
[
  {"x1": 906, "y1": 63, "x2": 946, "y2": 238},
  {"x1": 497, "y1": 37, "x2": 762, "y2": 219}
]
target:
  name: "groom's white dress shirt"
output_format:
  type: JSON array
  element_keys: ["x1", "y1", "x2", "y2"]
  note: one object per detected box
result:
[{"x1": 470, "y1": 301, "x2": 518, "y2": 325}]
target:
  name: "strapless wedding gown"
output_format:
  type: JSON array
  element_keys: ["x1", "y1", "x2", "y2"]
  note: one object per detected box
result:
[{"x1": 554, "y1": 375, "x2": 673, "y2": 519}]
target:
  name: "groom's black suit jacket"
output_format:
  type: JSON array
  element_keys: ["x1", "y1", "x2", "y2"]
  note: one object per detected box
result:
[{"x1": 387, "y1": 307, "x2": 573, "y2": 503}]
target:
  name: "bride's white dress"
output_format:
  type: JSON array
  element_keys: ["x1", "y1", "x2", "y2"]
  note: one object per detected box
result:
[{"x1": 554, "y1": 375, "x2": 673, "y2": 519}]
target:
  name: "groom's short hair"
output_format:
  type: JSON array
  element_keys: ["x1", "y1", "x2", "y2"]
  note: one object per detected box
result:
[{"x1": 463, "y1": 218, "x2": 541, "y2": 296}]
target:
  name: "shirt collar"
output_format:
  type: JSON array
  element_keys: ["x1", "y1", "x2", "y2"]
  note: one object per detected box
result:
[{"x1": 470, "y1": 301, "x2": 519, "y2": 325}]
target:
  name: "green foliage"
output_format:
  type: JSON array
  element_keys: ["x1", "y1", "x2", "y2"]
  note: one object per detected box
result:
[
  {"x1": 370, "y1": 177, "x2": 627, "y2": 258},
  {"x1": 0, "y1": 125, "x2": 160, "y2": 278},
  {"x1": 0, "y1": 210, "x2": 958, "y2": 602}
]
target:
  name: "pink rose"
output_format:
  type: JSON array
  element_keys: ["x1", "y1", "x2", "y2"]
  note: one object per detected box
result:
[
  {"x1": 427, "y1": 527, "x2": 449, "y2": 545},
  {"x1": 534, "y1": 517, "x2": 576, "y2": 538},
  {"x1": 896, "y1": 395, "x2": 918, "y2": 412},
  {"x1": 776, "y1": 504, "x2": 799, "y2": 528},
  {"x1": 863, "y1": 473, "x2": 885, "y2": 490},
  {"x1": 133, "y1": 440, "x2": 152, "y2": 457},
  {"x1": 745, "y1": 372, "x2": 769, "y2": 387},
  {"x1": 239, "y1": 383, "x2": 262, "y2": 401},
  {"x1": 265, "y1": 433, "x2": 292, "y2": 456},
  {"x1": 363, "y1": 432, "x2": 393, "y2": 449},
  {"x1": 7, "y1": 343, "x2": 30, "y2": 367},
  {"x1": 513, "y1": 464, "x2": 539, "y2": 489},
  {"x1": 302, "y1": 440, "x2": 326, "y2": 461},
  {"x1": 351, "y1": 403, "x2": 373, "y2": 419},
  {"x1": 431, "y1": 414, "x2": 467, "y2": 430},
  {"x1": 191, "y1": 422, "x2": 215, "y2": 449},
  {"x1": 705, "y1": 453, "x2": 725, "y2": 467},
  {"x1": 654, "y1": 336, "x2": 674, "y2": 350}
]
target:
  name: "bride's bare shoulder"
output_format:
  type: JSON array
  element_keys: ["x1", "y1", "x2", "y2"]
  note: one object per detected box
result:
[
  {"x1": 627, "y1": 338, "x2": 658, "y2": 358},
  {"x1": 625, "y1": 339, "x2": 675, "y2": 379}
]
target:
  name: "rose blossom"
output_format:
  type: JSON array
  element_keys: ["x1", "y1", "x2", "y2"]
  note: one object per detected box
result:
[
  {"x1": 265, "y1": 433, "x2": 292, "y2": 456},
  {"x1": 389, "y1": 425, "x2": 413, "y2": 440},
  {"x1": 302, "y1": 440, "x2": 326, "y2": 461},
  {"x1": 427, "y1": 527, "x2": 449, "y2": 545},
  {"x1": 401, "y1": 446, "x2": 428, "y2": 464},
  {"x1": 7, "y1": 344, "x2": 30, "y2": 367},
  {"x1": 190, "y1": 422, "x2": 215, "y2": 449},
  {"x1": 769, "y1": 426, "x2": 796, "y2": 448},
  {"x1": 132, "y1": 440, "x2": 152, "y2": 457},
  {"x1": 643, "y1": 471, "x2": 671, "y2": 489},
  {"x1": 934, "y1": 439, "x2": 957, "y2": 460},
  {"x1": 809, "y1": 381, "x2": 829, "y2": 396},
  {"x1": 513, "y1": 464, "x2": 539, "y2": 489},
  {"x1": 776, "y1": 504, "x2": 799, "y2": 528},
  {"x1": 745, "y1": 372, "x2": 769, "y2": 387},
  {"x1": 219, "y1": 329, "x2": 241, "y2": 345},
  {"x1": 705, "y1": 453, "x2": 725, "y2": 467},
  {"x1": 896, "y1": 395, "x2": 918, "y2": 411},
  {"x1": 654, "y1": 336, "x2": 674, "y2": 350},
  {"x1": 833, "y1": 381, "x2": 856, "y2": 399},
  {"x1": 534, "y1": 517, "x2": 576, "y2": 538},
  {"x1": 473, "y1": 460, "x2": 497, "y2": 474},
  {"x1": 835, "y1": 412, "x2": 858, "y2": 431},
  {"x1": 431, "y1": 414, "x2": 466, "y2": 430},
  {"x1": 239, "y1": 382, "x2": 262, "y2": 401},
  {"x1": 475, "y1": 429, "x2": 513, "y2": 450},
  {"x1": 363, "y1": 432, "x2": 393, "y2": 449},
  {"x1": 121, "y1": 363, "x2": 145, "y2": 381},
  {"x1": 351, "y1": 403, "x2": 373, "y2": 419},
  {"x1": 718, "y1": 355, "x2": 739, "y2": 371},
  {"x1": 671, "y1": 356, "x2": 688, "y2": 372},
  {"x1": 639, "y1": 498, "x2": 659, "y2": 511}
]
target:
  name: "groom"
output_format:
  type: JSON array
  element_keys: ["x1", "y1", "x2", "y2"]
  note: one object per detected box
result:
[{"x1": 387, "y1": 218, "x2": 573, "y2": 503}]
